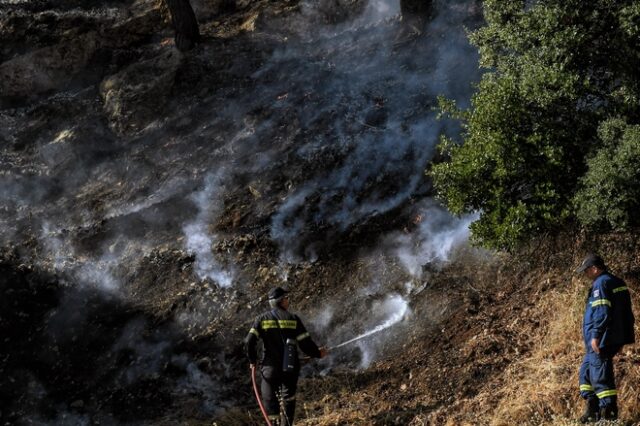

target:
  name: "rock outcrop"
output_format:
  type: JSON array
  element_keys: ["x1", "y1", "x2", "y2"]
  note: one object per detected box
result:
[
  {"x1": 0, "y1": 32, "x2": 99, "y2": 100},
  {"x1": 100, "y1": 47, "x2": 183, "y2": 134}
]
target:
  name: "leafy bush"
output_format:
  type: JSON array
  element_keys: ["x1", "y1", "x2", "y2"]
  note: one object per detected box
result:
[
  {"x1": 574, "y1": 119, "x2": 640, "y2": 229},
  {"x1": 431, "y1": 0, "x2": 640, "y2": 249}
]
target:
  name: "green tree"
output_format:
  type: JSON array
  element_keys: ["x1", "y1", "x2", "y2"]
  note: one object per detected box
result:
[
  {"x1": 431, "y1": 0, "x2": 640, "y2": 249},
  {"x1": 575, "y1": 119, "x2": 640, "y2": 229}
]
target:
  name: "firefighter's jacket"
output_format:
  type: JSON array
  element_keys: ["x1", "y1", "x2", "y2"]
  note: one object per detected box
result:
[
  {"x1": 246, "y1": 308, "x2": 322, "y2": 370},
  {"x1": 583, "y1": 272, "x2": 635, "y2": 351}
]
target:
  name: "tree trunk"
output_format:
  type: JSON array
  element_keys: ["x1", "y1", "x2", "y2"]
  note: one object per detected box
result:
[
  {"x1": 164, "y1": 0, "x2": 200, "y2": 52},
  {"x1": 400, "y1": 0, "x2": 432, "y2": 19},
  {"x1": 399, "y1": 0, "x2": 432, "y2": 33}
]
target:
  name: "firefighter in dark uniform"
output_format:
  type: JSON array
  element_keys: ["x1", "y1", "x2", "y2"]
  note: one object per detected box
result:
[
  {"x1": 246, "y1": 287, "x2": 328, "y2": 426},
  {"x1": 575, "y1": 253, "x2": 635, "y2": 423}
]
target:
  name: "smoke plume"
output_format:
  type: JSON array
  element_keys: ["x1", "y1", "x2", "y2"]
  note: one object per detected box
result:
[
  {"x1": 182, "y1": 172, "x2": 234, "y2": 287},
  {"x1": 266, "y1": 0, "x2": 481, "y2": 260},
  {"x1": 385, "y1": 200, "x2": 478, "y2": 278}
]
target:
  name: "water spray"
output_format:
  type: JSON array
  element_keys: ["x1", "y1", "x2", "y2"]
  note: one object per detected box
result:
[
  {"x1": 331, "y1": 327, "x2": 387, "y2": 349},
  {"x1": 330, "y1": 297, "x2": 408, "y2": 350}
]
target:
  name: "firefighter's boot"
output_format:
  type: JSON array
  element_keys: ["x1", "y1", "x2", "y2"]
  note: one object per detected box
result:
[
  {"x1": 280, "y1": 396, "x2": 296, "y2": 426},
  {"x1": 600, "y1": 403, "x2": 618, "y2": 421},
  {"x1": 268, "y1": 415, "x2": 281, "y2": 426},
  {"x1": 579, "y1": 398, "x2": 600, "y2": 423}
]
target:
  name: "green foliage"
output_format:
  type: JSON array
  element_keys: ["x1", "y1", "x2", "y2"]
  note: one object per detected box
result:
[
  {"x1": 431, "y1": 0, "x2": 640, "y2": 250},
  {"x1": 575, "y1": 119, "x2": 640, "y2": 229}
]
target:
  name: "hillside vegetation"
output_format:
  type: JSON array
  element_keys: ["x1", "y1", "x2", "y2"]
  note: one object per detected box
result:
[
  {"x1": 1, "y1": 1, "x2": 639, "y2": 425},
  {"x1": 432, "y1": 0, "x2": 640, "y2": 249}
]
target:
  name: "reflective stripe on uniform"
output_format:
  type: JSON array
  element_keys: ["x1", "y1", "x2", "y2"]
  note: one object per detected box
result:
[
  {"x1": 597, "y1": 389, "x2": 617, "y2": 399},
  {"x1": 249, "y1": 328, "x2": 259, "y2": 337},
  {"x1": 278, "y1": 320, "x2": 297, "y2": 329},
  {"x1": 261, "y1": 319, "x2": 298, "y2": 330},
  {"x1": 580, "y1": 384, "x2": 594, "y2": 392},
  {"x1": 262, "y1": 320, "x2": 277, "y2": 329},
  {"x1": 591, "y1": 299, "x2": 611, "y2": 307},
  {"x1": 296, "y1": 332, "x2": 310, "y2": 341},
  {"x1": 613, "y1": 286, "x2": 628, "y2": 293}
]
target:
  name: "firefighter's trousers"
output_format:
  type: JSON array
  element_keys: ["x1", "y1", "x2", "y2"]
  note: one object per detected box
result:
[
  {"x1": 579, "y1": 346, "x2": 620, "y2": 408},
  {"x1": 261, "y1": 365, "x2": 298, "y2": 426}
]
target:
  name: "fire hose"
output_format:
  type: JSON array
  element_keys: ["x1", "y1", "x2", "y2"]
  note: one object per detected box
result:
[
  {"x1": 251, "y1": 318, "x2": 403, "y2": 424},
  {"x1": 250, "y1": 329, "x2": 385, "y2": 425},
  {"x1": 251, "y1": 365, "x2": 273, "y2": 426}
]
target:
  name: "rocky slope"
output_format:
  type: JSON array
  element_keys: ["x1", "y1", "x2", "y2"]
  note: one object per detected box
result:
[{"x1": 2, "y1": 1, "x2": 639, "y2": 425}]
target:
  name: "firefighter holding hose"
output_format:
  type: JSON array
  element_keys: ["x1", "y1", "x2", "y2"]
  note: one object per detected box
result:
[{"x1": 246, "y1": 287, "x2": 328, "y2": 426}]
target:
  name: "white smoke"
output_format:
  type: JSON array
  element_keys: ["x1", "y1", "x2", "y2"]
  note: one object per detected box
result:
[
  {"x1": 385, "y1": 200, "x2": 477, "y2": 278},
  {"x1": 266, "y1": 0, "x2": 481, "y2": 260},
  {"x1": 354, "y1": 0, "x2": 400, "y2": 25},
  {"x1": 356, "y1": 340, "x2": 373, "y2": 369},
  {"x1": 41, "y1": 222, "x2": 72, "y2": 270},
  {"x1": 295, "y1": 0, "x2": 400, "y2": 37},
  {"x1": 40, "y1": 222, "x2": 122, "y2": 293},
  {"x1": 74, "y1": 259, "x2": 120, "y2": 294},
  {"x1": 112, "y1": 321, "x2": 224, "y2": 413},
  {"x1": 173, "y1": 292, "x2": 229, "y2": 337},
  {"x1": 313, "y1": 306, "x2": 335, "y2": 330},
  {"x1": 172, "y1": 354, "x2": 221, "y2": 414},
  {"x1": 112, "y1": 319, "x2": 172, "y2": 385},
  {"x1": 182, "y1": 172, "x2": 233, "y2": 287},
  {"x1": 101, "y1": 176, "x2": 192, "y2": 222}
]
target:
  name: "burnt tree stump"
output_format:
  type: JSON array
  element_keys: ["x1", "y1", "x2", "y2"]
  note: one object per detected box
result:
[
  {"x1": 400, "y1": 0, "x2": 433, "y2": 32},
  {"x1": 164, "y1": 0, "x2": 200, "y2": 51},
  {"x1": 400, "y1": 0, "x2": 432, "y2": 17}
]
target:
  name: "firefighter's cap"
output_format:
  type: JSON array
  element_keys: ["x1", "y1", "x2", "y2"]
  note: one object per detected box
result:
[
  {"x1": 575, "y1": 253, "x2": 606, "y2": 273},
  {"x1": 268, "y1": 287, "x2": 289, "y2": 300}
]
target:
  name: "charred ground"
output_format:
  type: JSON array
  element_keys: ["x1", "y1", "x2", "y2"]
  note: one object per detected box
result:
[{"x1": 1, "y1": 1, "x2": 639, "y2": 425}]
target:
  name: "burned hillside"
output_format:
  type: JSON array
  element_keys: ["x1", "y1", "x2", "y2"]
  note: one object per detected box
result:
[{"x1": 2, "y1": 0, "x2": 639, "y2": 425}]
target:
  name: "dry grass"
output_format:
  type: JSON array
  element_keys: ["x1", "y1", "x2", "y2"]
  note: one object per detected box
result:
[
  {"x1": 473, "y1": 264, "x2": 640, "y2": 425},
  {"x1": 488, "y1": 275, "x2": 585, "y2": 425},
  {"x1": 296, "y1": 249, "x2": 640, "y2": 425},
  {"x1": 216, "y1": 234, "x2": 640, "y2": 425}
]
